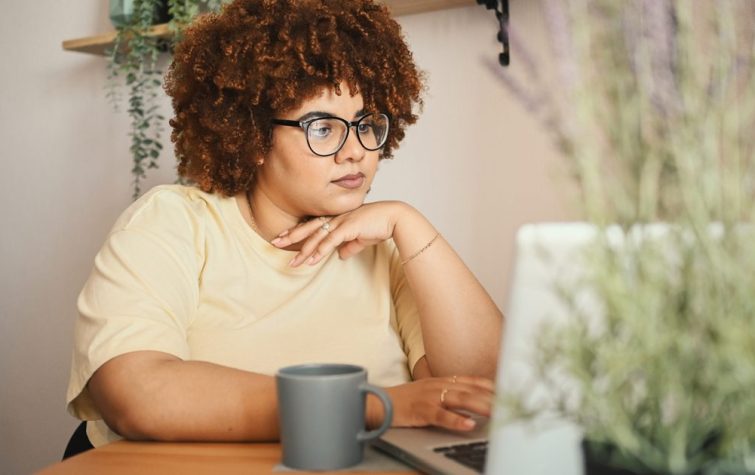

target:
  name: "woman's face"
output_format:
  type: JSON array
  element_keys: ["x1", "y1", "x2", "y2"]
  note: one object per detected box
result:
[{"x1": 254, "y1": 83, "x2": 380, "y2": 220}]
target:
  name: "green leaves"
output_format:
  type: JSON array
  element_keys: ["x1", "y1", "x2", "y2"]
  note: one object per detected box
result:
[
  {"x1": 499, "y1": 2, "x2": 755, "y2": 473},
  {"x1": 105, "y1": 0, "x2": 230, "y2": 199}
]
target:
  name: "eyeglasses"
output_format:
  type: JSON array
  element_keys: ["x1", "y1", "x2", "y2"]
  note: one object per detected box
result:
[{"x1": 271, "y1": 113, "x2": 390, "y2": 157}]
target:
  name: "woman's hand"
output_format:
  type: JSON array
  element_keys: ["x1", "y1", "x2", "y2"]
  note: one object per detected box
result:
[
  {"x1": 367, "y1": 376, "x2": 496, "y2": 432},
  {"x1": 271, "y1": 201, "x2": 410, "y2": 266}
]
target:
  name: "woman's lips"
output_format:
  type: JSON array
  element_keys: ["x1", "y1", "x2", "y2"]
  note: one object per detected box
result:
[{"x1": 332, "y1": 173, "x2": 365, "y2": 189}]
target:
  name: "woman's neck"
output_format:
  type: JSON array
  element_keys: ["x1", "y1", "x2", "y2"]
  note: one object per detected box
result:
[{"x1": 241, "y1": 187, "x2": 302, "y2": 249}]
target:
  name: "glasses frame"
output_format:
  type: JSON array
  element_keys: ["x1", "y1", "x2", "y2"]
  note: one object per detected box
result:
[{"x1": 271, "y1": 113, "x2": 390, "y2": 157}]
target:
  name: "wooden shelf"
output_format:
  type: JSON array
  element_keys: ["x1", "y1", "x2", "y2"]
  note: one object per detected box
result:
[
  {"x1": 386, "y1": 0, "x2": 474, "y2": 16},
  {"x1": 63, "y1": 24, "x2": 171, "y2": 56},
  {"x1": 62, "y1": 0, "x2": 475, "y2": 56}
]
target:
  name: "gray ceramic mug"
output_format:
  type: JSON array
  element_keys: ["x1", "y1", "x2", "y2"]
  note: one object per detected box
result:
[{"x1": 276, "y1": 363, "x2": 393, "y2": 470}]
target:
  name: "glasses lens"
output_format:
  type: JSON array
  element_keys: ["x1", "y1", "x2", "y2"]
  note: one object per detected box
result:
[
  {"x1": 306, "y1": 118, "x2": 348, "y2": 156},
  {"x1": 356, "y1": 113, "x2": 389, "y2": 151}
]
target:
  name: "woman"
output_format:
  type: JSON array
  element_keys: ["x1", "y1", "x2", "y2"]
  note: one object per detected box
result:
[{"x1": 65, "y1": 0, "x2": 503, "y2": 449}]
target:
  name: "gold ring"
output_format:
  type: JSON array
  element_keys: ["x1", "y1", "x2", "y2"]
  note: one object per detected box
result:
[
  {"x1": 321, "y1": 222, "x2": 332, "y2": 233},
  {"x1": 440, "y1": 388, "x2": 449, "y2": 406}
]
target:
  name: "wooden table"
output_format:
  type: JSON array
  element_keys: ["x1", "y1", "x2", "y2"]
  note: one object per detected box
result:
[{"x1": 37, "y1": 441, "x2": 417, "y2": 474}]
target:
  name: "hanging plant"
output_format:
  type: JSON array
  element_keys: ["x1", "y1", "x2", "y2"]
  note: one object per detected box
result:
[{"x1": 106, "y1": 0, "x2": 230, "y2": 199}]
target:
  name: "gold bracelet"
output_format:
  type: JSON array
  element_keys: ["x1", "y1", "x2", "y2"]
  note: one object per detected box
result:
[{"x1": 401, "y1": 232, "x2": 441, "y2": 265}]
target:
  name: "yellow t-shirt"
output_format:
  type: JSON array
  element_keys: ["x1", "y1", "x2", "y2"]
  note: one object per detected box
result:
[{"x1": 66, "y1": 184, "x2": 425, "y2": 446}]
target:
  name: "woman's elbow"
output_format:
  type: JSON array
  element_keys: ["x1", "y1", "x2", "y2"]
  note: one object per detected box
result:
[
  {"x1": 88, "y1": 351, "x2": 181, "y2": 440},
  {"x1": 102, "y1": 405, "x2": 157, "y2": 440}
]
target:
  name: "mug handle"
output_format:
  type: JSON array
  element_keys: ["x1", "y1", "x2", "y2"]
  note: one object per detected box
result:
[{"x1": 357, "y1": 384, "x2": 393, "y2": 443}]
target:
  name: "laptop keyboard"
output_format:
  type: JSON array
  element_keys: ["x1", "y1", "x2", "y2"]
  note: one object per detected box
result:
[{"x1": 433, "y1": 440, "x2": 488, "y2": 473}]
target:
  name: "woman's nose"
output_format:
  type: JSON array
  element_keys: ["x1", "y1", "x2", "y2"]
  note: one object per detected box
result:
[{"x1": 334, "y1": 127, "x2": 366, "y2": 163}]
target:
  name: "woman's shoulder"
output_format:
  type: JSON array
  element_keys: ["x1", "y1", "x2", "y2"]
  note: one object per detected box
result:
[{"x1": 110, "y1": 184, "x2": 228, "y2": 234}]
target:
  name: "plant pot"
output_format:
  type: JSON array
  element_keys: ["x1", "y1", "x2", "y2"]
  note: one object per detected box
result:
[
  {"x1": 583, "y1": 444, "x2": 643, "y2": 475},
  {"x1": 582, "y1": 439, "x2": 658, "y2": 475},
  {"x1": 582, "y1": 437, "x2": 755, "y2": 475},
  {"x1": 109, "y1": 0, "x2": 171, "y2": 27}
]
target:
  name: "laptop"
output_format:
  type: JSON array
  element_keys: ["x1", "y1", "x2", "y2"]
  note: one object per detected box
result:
[{"x1": 373, "y1": 223, "x2": 595, "y2": 475}]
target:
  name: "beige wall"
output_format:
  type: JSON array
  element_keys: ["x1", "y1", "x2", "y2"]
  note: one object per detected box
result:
[{"x1": 0, "y1": 1, "x2": 573, "y2": 472}]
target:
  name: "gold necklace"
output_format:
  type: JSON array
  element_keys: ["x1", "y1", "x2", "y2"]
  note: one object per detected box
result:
[{"x1": 245, "y1": 190, "x2": 262, "y2": 235}]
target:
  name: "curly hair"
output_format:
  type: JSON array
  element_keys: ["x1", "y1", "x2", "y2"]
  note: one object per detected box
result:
[{"x1": 164, "y1": 0, "x2": 425, "y2": 196}]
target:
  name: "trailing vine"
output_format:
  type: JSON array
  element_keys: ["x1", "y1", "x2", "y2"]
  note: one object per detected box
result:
[{"x1": 106, "y1": 0, "x2": 230, "y2": 199}]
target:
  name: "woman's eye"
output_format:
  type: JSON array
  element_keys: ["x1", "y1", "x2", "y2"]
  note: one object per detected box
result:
[
  {"x1": 309, "y1": 123, "x2": 332, "y2": 138},
  {"x1": 357, "y1": 123, "x2": 373, "y2": 134}
]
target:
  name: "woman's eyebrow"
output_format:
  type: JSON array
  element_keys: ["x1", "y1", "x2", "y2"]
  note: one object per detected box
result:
[
  {"x1": 296, "y1": 109, "x2": 368, "y2": 122},
  {"x1": 296, "y1": 111, "x2": 331, "y2": 122}
]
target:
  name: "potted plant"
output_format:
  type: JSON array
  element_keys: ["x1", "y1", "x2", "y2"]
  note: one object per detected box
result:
[
  {"x1": 106, "y1": 0, "x2": 229, "y2": 198},
  {"x1": 492, "y1": 1, "x2": 755, "y2": 474}
]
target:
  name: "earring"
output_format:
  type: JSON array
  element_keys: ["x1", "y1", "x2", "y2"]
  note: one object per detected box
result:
[{"x1": 256, "y1": 159, "x2": 264, "y2": 166}]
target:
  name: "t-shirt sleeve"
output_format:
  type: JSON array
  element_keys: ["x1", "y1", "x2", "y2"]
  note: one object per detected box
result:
[
  {"x1": 387, "y1": 241, "x2": 426, "y2": 376},
  {"x1": 66, "y1": 187, "x2": 203, "y2": 420}
]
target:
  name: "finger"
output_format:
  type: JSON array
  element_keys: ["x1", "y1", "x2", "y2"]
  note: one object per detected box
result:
[
  {"x1": 449, "y1": 376, "x2": 496, "y2": 394},
  {"x1": 337, "y1": 240, "x2": 368, "y2": 260},
  {"x1": 291, "y1": 221, "x2": 341, "y2": 266},
  {"x1": 431, "y1": 407, "x2": 480, "y2": 431},
  {"x1": 440, "y1": 388, "x2": 494, "y2": 418},
  {"x1": 305, "y1": 224, "x2": 359, "y2": 265},
  {"x1": 271, "y1": 217, "x2": 328, "y2": 247},
  {"x1": 271, "y1": 218, "x2": 323, "y2": 247},
  {"x1": 441, "y1": 380, "x2": 496, "y2": 400}
]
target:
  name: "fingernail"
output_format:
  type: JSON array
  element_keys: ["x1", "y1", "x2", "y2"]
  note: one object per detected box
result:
[
  {"x1": 307, "y1": 255, "x2": 316, "y2": 265},
  {"x1": 271, "y1": 237, "x2": 282, "y2": 245},
  {"x1": 463, "y1": 419, "x2": 476, "y2": 429},
  {"x1": 289, "y1": 256, "x2": 299, "y2": 267}
]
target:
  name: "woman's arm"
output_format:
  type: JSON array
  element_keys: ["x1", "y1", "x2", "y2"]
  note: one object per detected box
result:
[
  {"x1": 276, "y1": 201, "x2": 503, "y2": 380},
  {"x1": 92, "y1": 350, "x2": 492, "y2": 439},
  {"x1": 392, "y1": 203, "x2": 503, "y2": 379},
  {"x1": 88, "y1": 350, "x2": 279, "y2": 441}
]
